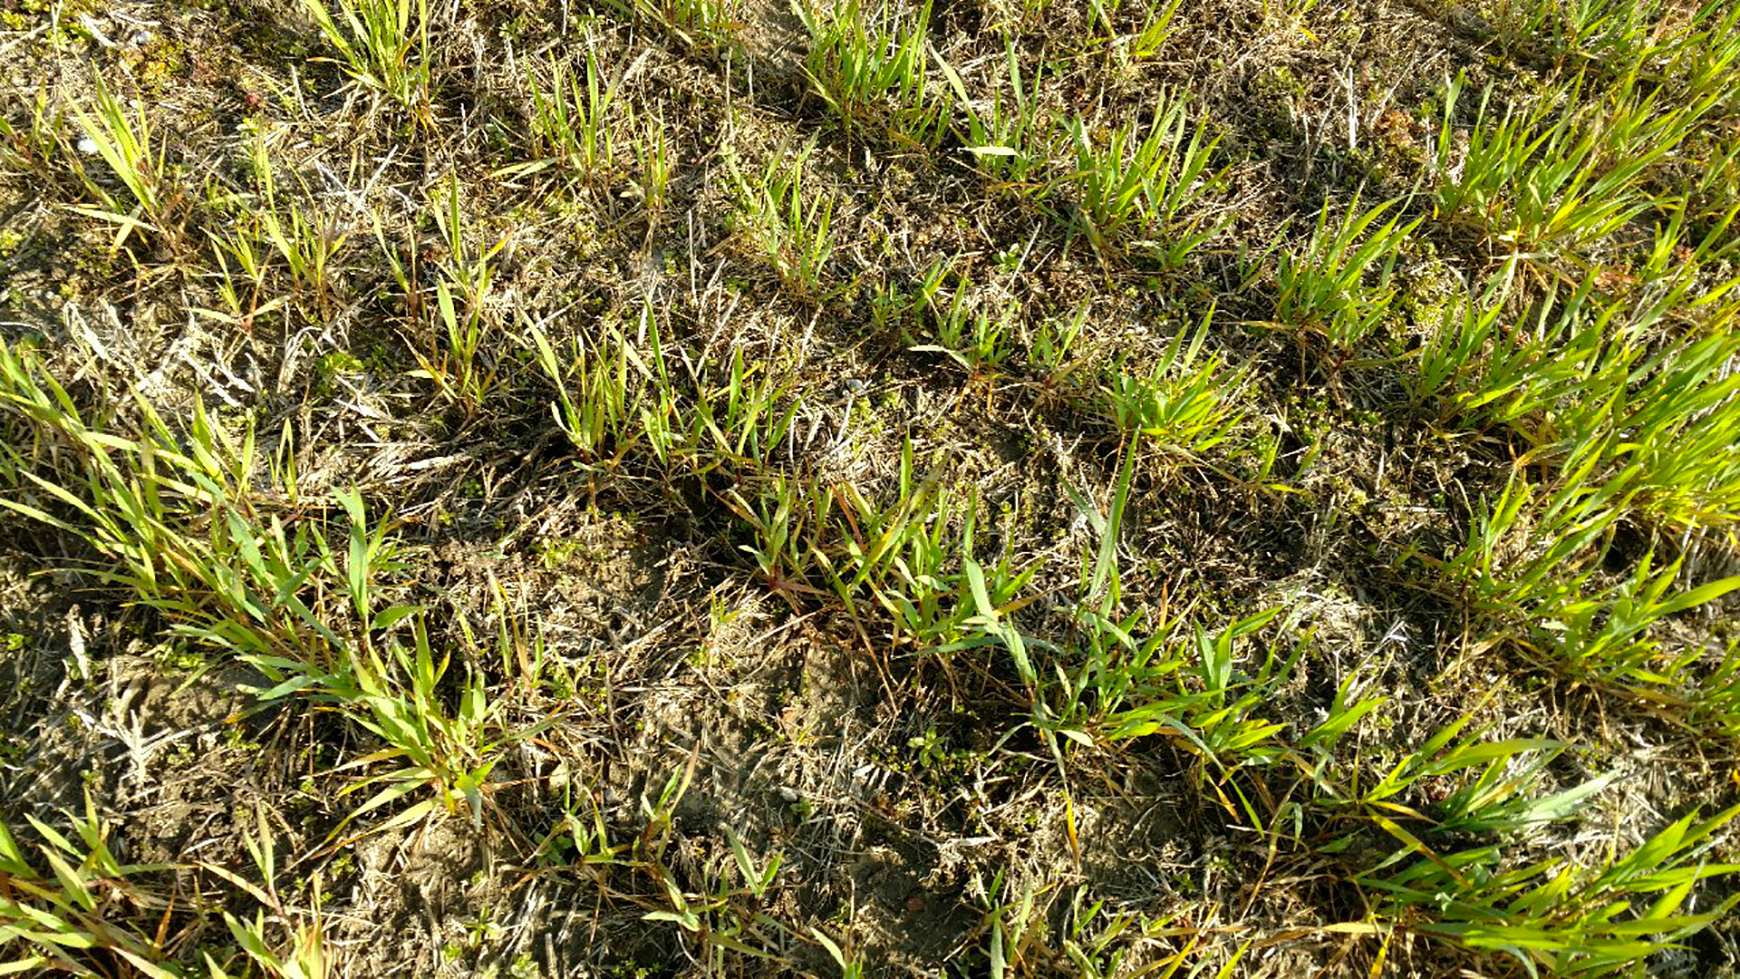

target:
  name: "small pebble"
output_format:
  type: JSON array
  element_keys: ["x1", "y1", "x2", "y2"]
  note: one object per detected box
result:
[
  {"x1": 1445, "y1": 4, "x2": 1491, "y2": 31},
  {"x1": 844, "y1": 378, "x2": 868, "y2": 395},
  {"x1": 904, "y1": 895, "x2": 925, "y2": 913},
  {"x1": 77, "y1": 137, "x2": 99, "y2": 156}
]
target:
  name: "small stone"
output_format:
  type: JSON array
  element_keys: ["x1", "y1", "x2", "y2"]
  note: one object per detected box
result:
[
  {"x1": 1445, "y1": 4, "x2": 1491, "y2": 31},
  {"x1": 77, "y1": 137, "x2": 99, "y2": 156},
  {"x1": 904, "y1": 895, "x2": 925, "y2": 913}
]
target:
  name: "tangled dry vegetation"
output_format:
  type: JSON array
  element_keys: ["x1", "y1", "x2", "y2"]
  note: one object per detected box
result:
[{"x1": 2, "y1": 0, "x2": 1740, "y2": 974}]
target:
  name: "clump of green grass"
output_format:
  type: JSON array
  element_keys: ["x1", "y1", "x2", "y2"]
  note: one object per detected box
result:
[
  {"x1": 629, "y1": 106, "x2": 675, "y2": 217},
  {"x1": 1668, "y1": 1, "x2": 1740, "y2": 108},
  {"x1": 0, "y1": 792, "x2": 180, "y2": 977},
  {"x1": 1421, "y1": 266, "x2": 1740, "y2": 531},
  {"x1": 1061, "y1": 88, "x2": 1225, "y2": 258},
  {"x1": 1444, "y1": 462, "x2": 1740, "y2": 692},
  {"x1": 69, "y1": 73, "x2": 185, "y2": 257},
  {"x1": 646, "y1": 814, "x2": 784, "y2": 968},
  {"x1": 1092, "y1": 0, "x2": 1184, "y2": 59},
  {"x1": 1361, "y1": 800, "x2": 1740, "y2": 974},
  {"x1": 1639, "y1": 196, "x2": 1740, "y2": 293},
  {"x1": 811, "y1": 925, "x2": 866, "y2": 977},
  {"x1": 1478, "y1": 0, "x2": 1667, "y2": 64},
  {"x1": 1103, "y1": 305, "x2": 1246, "y2": 457},
  {"x1": 610, "y1": 0, "x2": 740, "y2": 55},
  {"x1": 1414, "y1": 263, "x2": 1609, "y2": 442},
  {"x1": 1690, "y1": 641, "x2": 1740, "y2": 737},
  {"x1": 824, "y1": 443, "x2": 974, "y2": 645},
  {"x1": 1273, "y1": 195, "x2": 1419, "y2": 352},
  {"x1": 719, "y1": 438, "x2": 1040, "y2": 669},
  {"x1": 301, "y1": 0, "x2": 433, "y2": 120},
  {"x1": 529, "y1": 317, "x2": 644, "y2": 467},
  {"x1": 206, "y1": 809, "x2": 332, "y2": 979},
  {"x1": 0, "y1": 341, "x2": 336, "y2": 677},
  {"x1": 329, "y1": 607, "x2": 506, "y2": 834},
  {"x1": 395, "y1": 175, "x2": 509, "y2": 416},
  {"x1": 1089, "y1": 607, "x2": 1301, "y2": 776},
  {"x1": 900, "y1": 261, "x2": 1017, "y2": 371},
  {"x1": 1430, "y1": 72, "x2": 1711, "y2": 261},
  {"x1": 1284, "y1": 692, "x2": 1740, "y2": 968},
  {"x1": 690, "y1": 344, "x2": 804, "y2": 479},
  {"x1": 1032, "y1": 446, "x2": 1306, "y2": 775},
  {"x1": 796, "y1": 0, "x2": 951, "y2": 147},
  {"x1": 243, "y1": 134, "x2": 347, "y2": 317},
  {"x1": 1410, "y1": 261, "x2": 1514, "y2": 407},
  {"x1": 525, "y1": 41, "x2": 625, "y2": 186},
  {"x1": 726, "y1": 141, "x2": 837, "y2": 300},
  {"x1": 1602, "y1": 323, "x2": 1740, "y2": 528},
  {"x1": 0, "y1": 341, "x2": 510, "y2": 840},
  {"x1": 1024, "y1": 302, "x2": 1089, "y2": 390},
  {"x1": 0, "y1": 86, "x2": 61, "y2": 171},
  {"x1": 1404, "y1": 251, "x2": 1740, "y2": 729},
  {"x1": 936, "y1": 40, "x2": 1053, "y2": 186},
  {"x1": 724, "y1": 471, "x2": 830, "y2": 598}
]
